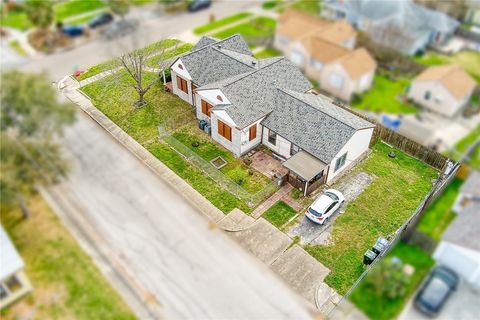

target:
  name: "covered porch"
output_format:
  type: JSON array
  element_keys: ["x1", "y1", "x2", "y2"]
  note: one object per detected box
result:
[{"x1": 283, "y1": 151, "x2": 328, "y2": 196}]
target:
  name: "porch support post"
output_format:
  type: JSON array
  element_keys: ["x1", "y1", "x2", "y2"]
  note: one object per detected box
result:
[
  {"x1": 162, "y1": 70, "x2": 166, "y2": 85},
  {"x1": 304, "y1": 180, "x2": 309, "y2": 197}
]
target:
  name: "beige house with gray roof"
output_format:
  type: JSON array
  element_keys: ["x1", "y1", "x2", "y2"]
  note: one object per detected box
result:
[
  {"x1": 408, "y1": 64, "x2": 476, "y2": 117},
  {"x1": 169, "y1": 34, "x2": 375, "y2": 195},
  {"x1": 274, "y1": 9, "x2": 377, "y2": 101}
]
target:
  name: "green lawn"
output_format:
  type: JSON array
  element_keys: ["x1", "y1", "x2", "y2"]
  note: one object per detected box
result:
[
  {"x1": 350, "y1": 242, "x2": 434, "y2": 320},
  {"x1": 305, "y1": 142, "x2": 438, "y2": 294},
  {"x1": 352, "y1": 75, "x2": 417, "y2": 114},
  {"x1": 1, "y1": 195, "x2": 135, "y2": 320},
  {"x1": 212, "y1": 16, "x2": 277, "y2": 43},
  {"x1": 451, "y1": 125, "x2": 480, "y2": 168},
  {"x1": 172, "y1": 126, "x2": 271, "y2": 194},
  {"x1": 289, "y1": 0, "x2": 321, "y2": 14},
  {"x1": 254, "y1": 47, "x2": 282, "y2": 59},
  {"x1": 54, "y1": 0, "x2": 106, "y2": 22},
  {"x1": 64, "y1": 11, "x2": 105, "y2": 25},
  {"x1": 414, "y1": 51, "x2": 480, "y2": 84},
  {"x1": 9, "y1": 40, "x2": 27, "y2": 56},
  {"x1": 193, "y1": 12, "x2": 252, "y2": 35},
  {"x1": 81, "y1": 70, "x2": 251, "y2": 213},
  {"x1": 416, "y1": 178, "x2": 462, "y2": 241},
  {"x1": 0, "y1": 9, "x2": 31, "y2": 30},
  {"x1": 263, "y1": 201, "x2": 297, "y2": 228},
  {"x1": 144, "y1": 43, "x2": 194, "y2": 68},
  {"x1": 77, "y1": 39, "x2": 180, "y2": 80}
]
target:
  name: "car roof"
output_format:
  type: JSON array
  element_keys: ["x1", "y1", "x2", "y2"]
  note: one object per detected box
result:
[{"x1": 311, "y1": 193, "x2": 334, "y2": 213}]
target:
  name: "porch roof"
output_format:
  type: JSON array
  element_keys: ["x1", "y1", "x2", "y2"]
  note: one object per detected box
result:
[{"x1": 283, "y1": 151, "x2": 327, "y2": 181}]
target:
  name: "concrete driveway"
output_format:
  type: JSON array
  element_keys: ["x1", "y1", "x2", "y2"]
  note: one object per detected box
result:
[
  {"x1": 399, "y1": 281, "x2": 480, "y2": 320},
  {"x1": 44, "y1": 111, "x2": 316, "y2": 320}
]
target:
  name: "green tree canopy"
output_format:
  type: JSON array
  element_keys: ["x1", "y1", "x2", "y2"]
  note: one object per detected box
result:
[
  {"x1": 108, "y1": 0, "x2": 131, "y2": 18},
  {"x1": 24, "y1": 0, "x2": 54, "y2": 29},
  {"x1": 0, "y1": 71, "x2": 75, "y2": 217}
]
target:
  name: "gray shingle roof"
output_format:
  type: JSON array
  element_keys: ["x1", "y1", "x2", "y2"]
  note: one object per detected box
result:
[
  {"x1": 220, "y1": 57, "x2": 312, "y2": 128},
  {"x1": 192, "y1": 36, "x2": 218, "y2": 50},
  {"x1": 262, "y1": 89, "x2": 365, "y2": 164},
  {"x1": 442, "y1": 201, "x2": 480, "y2": 252}
]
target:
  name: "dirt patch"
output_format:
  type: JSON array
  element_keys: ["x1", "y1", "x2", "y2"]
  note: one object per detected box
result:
[{"x1": 333, "y1": 171, "x2": 375, "y2": 202}]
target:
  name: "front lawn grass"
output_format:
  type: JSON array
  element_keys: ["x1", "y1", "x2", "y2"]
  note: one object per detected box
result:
[
  {"x1": 172, "y1": 126, "x2": 271, "y2": 194},
  {"x1": 352, "y1": 75, "x2": 417, "y2": 114},
  {"x1": 414, "y1": 51, "x2": 480, "y2": 83},
  {"x1": 9, "y1": 39, "x2": 27, "y2": 56},
  {"x1": 305, "y1": 142, "x2": 438, "y2": 294},
  {"x1": 212, "y1": 16, "x2": 277, "y2": 43},
  {"x1": 64, "y1": 11, "x2": 105, "y2": 26},
  {"x1": 193, "y1": 12, "x2": 252, "y2": 35},
  {"x1": 54, "y1": 0, "x2": 106, "y2": 22},
  {"x1": 350, "y1": 241, "x2": 434, "y2": 320},
  {"x1": 416, "y1": 178, "x2": 462, "y2": 241},
  {"x1": 1, "y1": 195, "x2": 135, "y2": 320},
  {"x1": 254, "y1": 47, "x2": 282, "y2": 59},
  {"x1": 0, "y1": 9, "x2": 31, "y2": 30},
  {"x1": 263, "y1": 201, "x2": 297, "y2": 228},
  {"x1": 81, "y1": 70, "x2": 251, "y2": 213}
]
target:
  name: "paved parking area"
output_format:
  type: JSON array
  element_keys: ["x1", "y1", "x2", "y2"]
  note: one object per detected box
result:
[{"x1": 399, "y1": 281, "x2": 480, "y2": 320}]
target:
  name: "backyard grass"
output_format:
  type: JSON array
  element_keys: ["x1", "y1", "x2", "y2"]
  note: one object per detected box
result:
[
  {"x1": 350, "y1": 241, "x2": 434, "y2": 320},
  {"x1": 9, "y1": 40, "x2": 27, "y2": 56},
  {"x1": 0, "y1": 195, "x2": 135, "y2": 320},
  {"x1": 172, "y1": 126, "x2": 271, "y2": 194},
  {"x1": 81, "y1": 70, "x2": 251, "y2": 213},
  {"x1": 414, "y1": 51, "x2": 480, "y2": 84},
  {"x1": 416, "y1": 178, "x2": 462, "y2": 241},
  {"x1": 254, "y1": 47, "x2": 282, "y2": 59},
  {"x1": 305, "y1": 142, "x2": 438, "y2": 294},
  {"x1": 212, "y1": 16, "x2": 277, "y2": 44},
  {"x1": 352, "y1": 75, "x2": 417, "y2": 114},
  {"x1": 144, "y1": 43, "x2": 194, "y2": 68},
  {"x1": 193, "y1": 12, "x2": 252, "y2": 35},
  {"x1": 263, "y1": 201, "x2": 297, "y2": 228}
]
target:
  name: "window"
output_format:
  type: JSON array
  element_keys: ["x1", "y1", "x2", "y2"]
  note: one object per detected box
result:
[
  {"x1": 359, "y1": 74, "x2": 370, "y2": 87},
  {"x1": 424, "y1": 90, "x2": 431, "y2": 100},
  {"x1": 4, "y1": 275, "x2": 21, "y2": 293},
  {"x1": 268, "y1": 129, "x2": 277, "y2": 145},
  {"x1": 290, "y1": 143, "x2": 300, "y2": 156},
  {"x1": 310, "y1": 59, "x2": 323, "y2": 70},
  {"x1": 334, "y1": 152, "x2": 347, "y2": 172},
  {"x1": 290, "y1": 51, "x2": 304, "y2": 66},
  {"x1": 329, "y1": 73, "x2": 343, "y2": 89},
  {"x1": 201, "y1": 100, "x2": 213, "y2": 117},
  {"x1": 249, "y1": 124, "x2": 257, "y2": 141},
  {"x1": 176, "y1": 76, "x2": 188, "y2": 94},
  {"x1": 279, "y1": 36, "x2": 289, "y2": 45},
  {"x1": 217, "y1": 120, "x2": 232, "y2": 141}
]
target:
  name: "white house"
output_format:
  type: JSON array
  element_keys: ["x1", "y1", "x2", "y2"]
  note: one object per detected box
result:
[
  {"x1": 408, "y1": 64, "x2": 476, "y2": 117},
  {"x1": 0, "y1": 225, "x2": 32, "y2": 309},
  {"x1": 433, "y1": 202, "x2": 480, "y2": 290},
  {"x1": 169, "y1": 34, "x2": 375, "y2": 195}
]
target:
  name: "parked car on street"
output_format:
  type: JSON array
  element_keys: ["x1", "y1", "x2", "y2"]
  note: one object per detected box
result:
[
  {"x1": 102, "y1": 19, "x2": 138, "y2": 40},
  {"x1": 414, "y1": 266, "x2": 459, "y2": 317},
  {"x1": 188, "y1": 0, "x2": 211, "y2": 12},
  {"x1": 305, "y1": 189, "x2": 345, "y2": 225},
  {"x1": 88, "y1": 13, "x2": 114, "y2": 29}
]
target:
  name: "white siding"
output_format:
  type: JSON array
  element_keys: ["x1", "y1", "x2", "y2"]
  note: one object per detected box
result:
[
  {"x1": 261, "y1": 127, "x2": 292, "y2": 159},
  {"x1": 195, "y1": 89, "x2": 230, "y2": 121},
  {"x1": 171, "y1": 58, "x2": 194, "y2": 105},
  {"x1": 326, "y1": 128, "x2": 374, "y2": 182},
  {"x1": 210, "y1": 111, "x2": 241, "y2": 157},
  {"x1": 240, "y1": 118, "x2": 265, "y2": 155}
]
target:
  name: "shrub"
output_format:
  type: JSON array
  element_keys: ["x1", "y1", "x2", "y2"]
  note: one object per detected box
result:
[{"x1": 366, "y1": 258, "x2": 410, "y2": 299}]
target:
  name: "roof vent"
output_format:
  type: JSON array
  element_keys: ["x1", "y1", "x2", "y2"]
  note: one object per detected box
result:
[
  {"x1": 217, "y1": 95, "x2": 223, "y2": 102},
  {"x1": 272, "y1": 79, "x2": 277, "y2": 85},
  {"x1": 252, "y1": 60, "x2": 257, "y2": 66},
  {"x1": 217, "y1": 44, "x2": 222, "y2": 49},
  {"x1": 178, "y1": 64, "x2": 184, "y2": 70}
]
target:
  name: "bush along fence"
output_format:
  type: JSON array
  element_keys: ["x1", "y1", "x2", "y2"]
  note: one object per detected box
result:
[
  {"x1": 158, "y1": 125, "x2": 280, "y2": 207},
  {"x1": 333, "y1": 101, "x2": 450, "y2": 171},
  {"x1": 332, "y1": 158, "x2": 460, "y2": 316}
]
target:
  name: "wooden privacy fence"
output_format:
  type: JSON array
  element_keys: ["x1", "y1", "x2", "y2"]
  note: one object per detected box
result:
[{"x1": 333, "y1": 102, "x2": 450, "y2": 171}]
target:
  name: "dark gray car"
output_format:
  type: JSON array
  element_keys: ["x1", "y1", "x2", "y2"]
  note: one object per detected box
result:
[{"x1": 414, "y1": 266, "x2": 459, "y2": 317}]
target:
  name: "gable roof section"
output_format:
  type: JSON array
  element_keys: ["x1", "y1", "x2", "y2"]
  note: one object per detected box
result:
[
  {"x1": 414, "y1": 64, "x2": 476, "y2": 99},
  {"x1": 302, "y1": 37, "x2": 350, "y2": 64},
  {"x1": 339, "y1": 48, "x2": 377, "y2": 79},
  {"x1": 262, "y1": 90, "x2": 373, "y2": 164},
  {"x1": 442, "y1": 201, "x2": 480, "y2": 252},
  {"x1": 192, "y1": 36, "x2": 218, "y2": 50},
  {"x1": 219, "y1": 58, "x2": 312, "y2": 128}
]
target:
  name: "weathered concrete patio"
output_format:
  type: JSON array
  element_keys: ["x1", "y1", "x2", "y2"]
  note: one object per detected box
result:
[{"x1": 248, "y1": 149, "x2": 288, "y2": 180}]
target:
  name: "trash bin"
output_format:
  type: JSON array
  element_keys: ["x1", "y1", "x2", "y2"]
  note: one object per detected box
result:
[
  {"x1": 372, "y1": 237, "x2": 389, "y2": 255},
  {"x1": 363, "y1": 249, "x2": 377, "y2": 265}
]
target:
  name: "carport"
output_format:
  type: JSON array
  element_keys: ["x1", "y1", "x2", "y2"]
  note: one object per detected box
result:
[{"x1": 283, "y1": 151, "x2": 328, "y2": 196}]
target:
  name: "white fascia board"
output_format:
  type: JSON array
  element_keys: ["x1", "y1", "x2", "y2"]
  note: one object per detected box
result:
[{"x1": 171, "y1": 58, "x2": 192, "y2": 81}]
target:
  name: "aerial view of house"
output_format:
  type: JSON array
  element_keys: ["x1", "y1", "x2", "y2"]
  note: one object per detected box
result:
[
  {"x1": 274, "y1": 9, "x2": 377, "y2": 101},
  {"x1": 322, "y1": 0, "x2": 459, "y2": 55},
  {"x1": 170, "y1": 34, "x2": 375, "y2": 195},
  {"x1": 408, "y1": 64, "x2": 477, "y2": 117}
]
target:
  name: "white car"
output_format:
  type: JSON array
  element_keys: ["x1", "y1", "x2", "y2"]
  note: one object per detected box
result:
[{"x1": 305, "y1": 189, "x2": 345, "y2": 225}]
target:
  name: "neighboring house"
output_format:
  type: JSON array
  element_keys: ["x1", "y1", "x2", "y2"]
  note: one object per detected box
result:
[
  {"x1": 0, "y1": 225, "x2": 32, "y2": 309},
  {"x1": 465, "y1": 0, "x2": 480, "y2": 26},
  {"x1": 452, "y1": 171, "x2": 480, "y2": 214},
  {"x1": 433, "y1": 201, "x2": 480, "y2": 290},
  {"x1": 322, "y1": 0, "x2": 459, "y2": 55},
  {"x1": 169, "y1": 34, "x2": 375, "y2": 195},
  {"x1": 408, "y1": 64, "x2": 476, "y2": 117},
  {"x1": 275, "y1": 9, "x2": 376, "y2": 101}
]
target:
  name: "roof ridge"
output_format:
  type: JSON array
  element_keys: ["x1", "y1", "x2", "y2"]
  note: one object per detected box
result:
[
  {"x1": 212, "y1": 47, "x2": 256, "y2": 68},
  {"x1": 222, "y1": 56, "x2": 287, "y2": 88},
  {"x1": 180, "y1": 33, "x2": 246, "y2": 59},
  {"x1": 278, "y1": 88, "x2": 358, "y2": 130}
]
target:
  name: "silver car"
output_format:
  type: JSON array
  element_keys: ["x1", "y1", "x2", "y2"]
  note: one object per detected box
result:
[{"x1": 305, "y1": 189, "x2": 345, "y2": 225}]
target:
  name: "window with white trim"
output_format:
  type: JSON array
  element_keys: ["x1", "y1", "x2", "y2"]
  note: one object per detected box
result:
[{"x1": 334, "y1": 152, "x2": 347, "y2": 172}]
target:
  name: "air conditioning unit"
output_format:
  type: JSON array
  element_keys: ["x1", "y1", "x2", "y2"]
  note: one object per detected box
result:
[
  {"x1": 198, "y1": 119, "x2": 207, "y2": 130},
  {"x1": 204, "y1": 124, "x2": 211, "y2": 135}
]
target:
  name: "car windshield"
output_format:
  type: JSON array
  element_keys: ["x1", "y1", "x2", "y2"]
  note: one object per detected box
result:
[
  {"x1": 325, "y1": 191, "x2": 339, "y2": 201},
  {"x1": 421, "y1": 277, "x2": 450, "y2": 306},
  {"x1": 308, "y1": 207, "x2": 322, "y2": 217}
]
